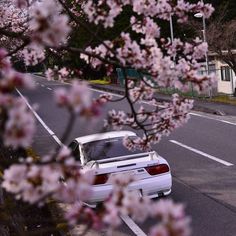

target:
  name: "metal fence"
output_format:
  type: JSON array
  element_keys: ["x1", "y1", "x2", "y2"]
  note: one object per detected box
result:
[{"x1": 116, "y1": 67, "x2": 219, "y2": 99}]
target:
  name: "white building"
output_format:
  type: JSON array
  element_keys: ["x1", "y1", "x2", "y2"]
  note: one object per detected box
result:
[{"x1": 208, "y1": 51, "x2": 236, "y2": 95}]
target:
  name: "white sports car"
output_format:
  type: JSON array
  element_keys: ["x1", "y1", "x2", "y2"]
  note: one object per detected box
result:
[{"x1": 69, "y1": 131, "x2": 172, "y2": 205}]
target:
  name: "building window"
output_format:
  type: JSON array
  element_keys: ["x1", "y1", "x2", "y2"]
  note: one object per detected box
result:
[
  {"x1": 221, "y1": 66, "x2": 232, "y2": 81},
  {"x1": 209, "y1": 64, "x2": 216, "y2": 74},
  {"x1": 199, "y1": 65, "x2": 206, "y2": 75},
  {"x1": 198, "y1": 64, "x2": 216, "y2": 75}
]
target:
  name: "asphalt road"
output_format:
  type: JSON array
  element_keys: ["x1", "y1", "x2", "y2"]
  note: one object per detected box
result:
[{"x1": 18, "y1": 75, "x2": 236, "y2": 236}]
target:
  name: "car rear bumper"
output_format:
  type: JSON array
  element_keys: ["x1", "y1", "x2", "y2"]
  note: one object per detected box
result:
[{"x1": 87, "y1": 173, "x2": 172, "y2": 204}]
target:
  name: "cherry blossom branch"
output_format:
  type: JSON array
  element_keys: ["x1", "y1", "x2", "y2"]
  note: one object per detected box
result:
[
  {"x1": 0, "y1": 28, "x2": 29, "y2": 42},
  {"x1": 58, "y1": 46, "x2": 120, "y2": 67},
  {"x1": 51, "y1": 112, "x2": 76, "y2": 161},
  {"x1": 108, "y1": 96, "x2": 126, "y2": 102},
  {"x1": 123, "y1": 70, "x2": 149, "y2": 138},
  {"x1": 7, "y1": 41, "x2": 29, "y2": 57},
  {"x1": 57, "y1": 0, "x2": 115, "y2": 55}
]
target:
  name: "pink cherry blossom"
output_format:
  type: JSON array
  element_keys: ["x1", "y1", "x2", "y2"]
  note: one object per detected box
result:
[
  {"x1": 83, "y1": 0, "x2": 123, "y2": 28},
  {"x1": 131, "y1": 16, "x2": 160, "y2": 39},
  {"x1": 0, "y1": 2, "x2": 27, "y2": 32},
  {"x1": 21, "y1": 44, "x2": 45, "y2": 66},
  {"x1": 54, "y1": 81, "x2": 92, "y2": 113},
  {"x1": 103, "y1": 173, "x2": 150, "y2": 227},
  {"x1": 45, "y1": 68, "x2": 55, "y2": 81},
  {"x1": 54, "y1": 162, "x2": 94, "y2": 203},
  {"x1": 4, "y1": 98, "x2": 36, "y2": 149},
  {"x1": 149, "y1": 199, "x2": 191, "y2": 236},
  {"x1": 2, "y1": 163, "x2": 62, "y2": 204},
  {"x1": 65, "y1": 203, "x2": 102, "y2": 229},
  {"x1": 29, "y1": 0, "x2": 71, "y2": 47},
  {"x1": 0, "y1": 49, "x2": 12, "y2": 72},
  {"x1": 58, "y1": 67, "x2": 70, "y2": 81},
  {"x1": 0, "y1": 70, "x2": 35, "y2": 92},
  {"x1": 13, "y1": 0, "x2": 28, "y2": 8}
]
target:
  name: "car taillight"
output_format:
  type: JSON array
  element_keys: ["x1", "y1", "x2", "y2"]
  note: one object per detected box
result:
[
  {"x1": 94, "y1": 174, "x2": 109, "y2": 185},
  {"x1": 145, "y1": 164, "x2": 169, "y2": 176}
]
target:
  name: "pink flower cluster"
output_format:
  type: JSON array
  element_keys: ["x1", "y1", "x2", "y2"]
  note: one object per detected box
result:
[
  {"x1": 131, "y1": 16, "x2": 160, "y2": 39},
  {"x1": 175, "y1": 0, "x2": 214, "y2": 23},
  {"x1": 80, "y1": 40, "x2": 114, "y2": 69},
  {"x1": 106, "y1": 90, "x2": 193, "y2": 150},
  {"x1": 81, "y1": 35, "x2": 215, "y2": 98},
  {"x1": 13, "y1": 0, "x2": 29, "y2": 9},
  {"x1": 45, "y1": 66, "x2": 71, "y2": 81},
  {"x1": 149, "y1": 199, "x2": 191, "y2": 236},
  {"x1": 54, "y1": 81, "x2": 92, "y2": 113},
  {"x1": 65, "y1": 173, "x2": 191, "y2": 236},
  {"x1": 29, "y1": 0, "x2": 71, "y2": 47},
  {"x1": 3, "y1": 147, "x2": 94, "y2": 205},
  {"x1": 0, "y1": 48, "x2": 36, "y2": 149},
  {"x1": 21, "y1": 44, "x2": 45, "y2": 66},
  {"x1": 4, "y1": 98, "x2": 36, "y2": 148},
  {"x1": 65, "y1": 203, "x2": 102, "y2": 229},
  {"x1": 83, "y1": 0, "x2": 214, "y2": 28},
  {"x1": 0, "y1": 1, "x2": 27, "y2": 32},
  {"x1": 103, "y1": 173, "x2": 151, "y2": 227},
  {"x1": 84, "y1": 0, "x2": 123, "y2": 28},
  {"x1": 54, "y1": 81, "x2": 111, "y2": 116}
]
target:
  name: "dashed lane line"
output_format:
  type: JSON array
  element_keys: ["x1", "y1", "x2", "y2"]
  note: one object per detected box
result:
[
  {"x1": 170, "y1": 139, "x2": 234, "y2": 167},
  {"x1": 47, "y1": 87, "x2": 52, "y2": 90},
  {"x1": 16, "y1": 87, "x2": 148, "y2": 236},
  {"x1": 89, "y1": 87, "x2": 124, "y2": 98}
]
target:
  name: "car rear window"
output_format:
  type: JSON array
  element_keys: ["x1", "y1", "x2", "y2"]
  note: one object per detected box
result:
[{"x1": 82, "y1": 137, "x2": 146, "y2": 162}]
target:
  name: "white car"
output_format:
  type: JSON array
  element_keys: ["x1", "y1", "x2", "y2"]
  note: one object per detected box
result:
[{"x1": 69, "y1": 131, "x2": 172, "y2": 205}]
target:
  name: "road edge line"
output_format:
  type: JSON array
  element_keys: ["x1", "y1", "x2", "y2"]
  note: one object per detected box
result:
[{"x1": 16, "y1": 89, "x2": 62, "y2": 146}]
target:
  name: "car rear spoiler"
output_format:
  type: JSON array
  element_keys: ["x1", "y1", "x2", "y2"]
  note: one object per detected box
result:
[{"x1": 91, "y1": 151, "x2": 156, "y2": 167}]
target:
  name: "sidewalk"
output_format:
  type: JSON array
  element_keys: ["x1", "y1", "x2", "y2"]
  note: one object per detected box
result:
[{"x1": 90, "y1": 83, "x2": 236, "y2": 116}]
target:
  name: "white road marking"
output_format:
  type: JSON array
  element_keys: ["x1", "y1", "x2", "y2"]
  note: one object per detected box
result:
[
  {"x1": 189, "y1": 112, "x2": 236, "y2": 126},
  {"x1": 170, "y1": 139, "x2": 234, "y2": 166},
  {"x1": 41, "y1": 84, "x2": 45, "y2": 87},
  {"x1": 17, "y1": 86, "x2": 147, "y2": 236},
  {"x1": 89, "y1": 86, "x2": 236, "y2": 126},
  {"x1": 16, "y1": 89, "x2": 62, "y2": 146},
  {"x1": 47, "y1": 87, "x2": 52, "y2": 90},
  {"x1": 91, "y1": 88, "x2": 236, "y2": 126},
  {"x1": 87, "y1": 85, "x2": 236, "y2": 126},
  {"x1": 90, "y1": 87, "x2": 123, "y2": 98},
  {"x1": 120, "y1": 215, "x2": 147, "y2": 236},
  {"x1": 220, "y1": 120, "x2": 236, "y2": 125},
  {"x1": 33, "y1": 77, "x2": 236, "y2": 126}
]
